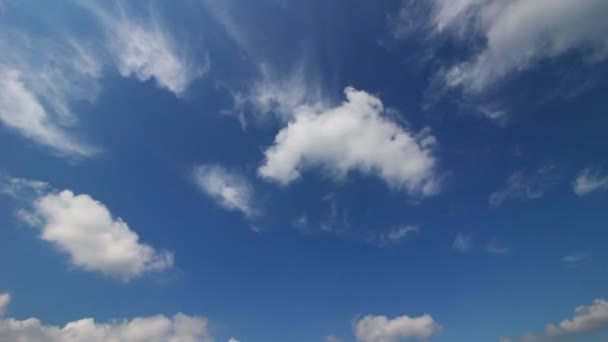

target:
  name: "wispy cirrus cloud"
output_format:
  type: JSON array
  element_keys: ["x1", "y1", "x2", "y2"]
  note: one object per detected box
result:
[
  {"x1": 390, "y1": 0, "x2": 608, "y2": 125},
  {"x1": 231, "y1": 63, "x2": 327, "y2": 127},
  {"x1": 0, "y1": 0, "x2": 208, "y2": 158},
  {"x1": 84, "y1": 2, "x2": 208, "y2": 97},
  {"x1": 0, "y1": 26, "x2": 101, "y2": 158},
  {"x1": 392, "y1": 0, "x2": 608, "y2": 92},
  {"x1": 489, "y1": 166, "x2": 560, "y2": 207},
  {"x1": 203, "y1": 0, "x2": 328, "y2": 129}
]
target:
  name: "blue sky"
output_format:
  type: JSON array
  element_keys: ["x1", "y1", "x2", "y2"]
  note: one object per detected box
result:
[{"x1": 1, "y1": 0, "x2": 608, "y2": 341}]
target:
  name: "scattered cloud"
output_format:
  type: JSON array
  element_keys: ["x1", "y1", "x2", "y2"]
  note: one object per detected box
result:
[
  {"x1": 504, "y1": 299, "x2": 608, "y2": 342},
  {"x1": 452, "y1": 233, "x2": 473, "y2": 253},
  {"x1": 561, "y1": 252, "x2": 591, "y2": 268},
  {"x1": 86, "y1": 3, "x2": 208, "y2": 96},
  {"x1": 0, "y1": 293, "x2": 9, "y2": 317},
  {"x1": 16, "y1": 187, "x2": 174, "y2": 281},
  {"x1": 193, "y1": 164, "x2": 259, "y2": 219},
  {"x1": 354, "y1": 313, "x2": 442, "y2": 342},
  {"x1": 228, "y1": 338, "x2": 241, "y2": 342},
  {"x1": 0, "y1": 293, "x2": 212, "y2": 342},
  {"x1": 489, "y1": 166, "x2": 559, "y2": 207},
  {"x1": 259, "y1": 87, "x2": 441, "y2": 197},
  {"x1": 573, "y1": 167, "x2": 608, "y2": 196}
]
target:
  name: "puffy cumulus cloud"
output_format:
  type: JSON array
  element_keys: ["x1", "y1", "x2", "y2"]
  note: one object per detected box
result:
[
  {"x1": 0, "y1": 293, "x2": 9, "y2": 317},
  {"x1": 23, "y1": 190, "x2": 173, "y2": 281},
  {"x1": 545, "y1": 299, "x2": 608, "y2": 338},
  {"x1": 354, "y1": 314, "x2": 442, "y2": 342},
  {"x1": 394, "y1": 0, "x2": 608, "y2": 92},
  {"x1": 489, "y1": 166, "x2": 559, "y2": 207},
  {"x1": 193, "y1": 164, "x2": 258, "y2": 219},
  {"x1": 83, "y1": 2, "x2": 207, "y2": 97},
  {"x1": 0, "y1": 295, "x2": 212, "y2": 342},
  {"x1": 573, "y1": 167, "x2": 608, "y2": 196},
  {"x1": 504, "y1": 299, "x2": 608, "y2": 342},
  {"x1": 259, "y1": 87, "x2": 440, "y2": 197}
]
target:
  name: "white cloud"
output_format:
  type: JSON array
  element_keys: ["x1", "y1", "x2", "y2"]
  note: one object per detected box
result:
[
  {"x1": 201, "y1": 0, "x2": 256, "y2": 59},
  {"x1": 88, "y1": 3, "x2": 207, "y2": 96},
  {"x1": 573, "y1": 167, "x2": 608, "y2": 196},
  {"x1": 202, "y1": 1, "x2": 326, "y2": 128},
  {"x1": 377, "y1": 225, "x2": 420, "y2": 246},
  {"x1": 561, "y1": 252, "x2": 591, "y2": 268},
  {"x1": 228, "y1": 338, "x2": 241, "y2": 342},
  {"x1": 0, "y1": 174, "x2": 48, "y2": 198},
  {"x1": 0, "y1": 0, "x2": 206, "y2": 156},
  {"x1": 0, "y1": 66, "x2": 96, "y2": 158},
  {"x1": 259, "y1": 87, "x2": 440, "y2": 197},
  {"x1": 193, "y1": 164, "x2": 258, "y2": 219},
  {"x1": 23, "y1": 190, "x2": 173, "y2": 281},
  {"x1": 452, "y1": 233, "x2": 473, "y2": 253},
  {"x1": 354, "y1": 313, "x2": 442, "y2": 342},
  {"x1": 232, "y1": 64, "x2": 326, "y2": 127},
  {"x1": 396, "y1": 0, "x2": 608, "y2": 92},
  {"x1": 505, "y1": 299, "x2": 608, "y2": 341},
  {"x1": 0, "y1": 294, "x2": 212, "y2": 342},
  {"x1": 0, "y1": 7, "x2": 104, "y2": 158},
  {"x1": 489, "y1": 167, "x2": 559, "y2": 207},
  {"x1": 0, "y1": 293, "x2": 9, "y2": 317},
  {"x1": 545, "y1": 299, "x2": 608, "y2": 338}
]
